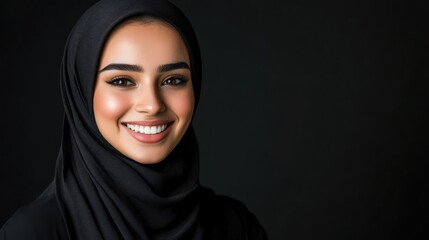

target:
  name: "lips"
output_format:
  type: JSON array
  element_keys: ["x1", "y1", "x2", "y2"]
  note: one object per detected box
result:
[{"x1": 122, "y1": 121, "x2": 173, "y2": 143}]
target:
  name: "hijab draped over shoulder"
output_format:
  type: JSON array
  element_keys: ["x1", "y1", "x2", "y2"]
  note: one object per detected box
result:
[{"x1": 57, "y1": 0, "x2": 202, "y2": 239}]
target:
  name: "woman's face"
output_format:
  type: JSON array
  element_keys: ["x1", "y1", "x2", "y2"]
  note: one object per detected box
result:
[{"x1": 93, "y1": 21, "x2": 194, "y2": 164}]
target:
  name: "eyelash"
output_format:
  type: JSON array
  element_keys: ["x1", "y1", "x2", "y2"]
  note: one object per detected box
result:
[
  {"x1": 106, "y1": 77, "x2": 135, "y2": 87},
  {"x1": 161, "y1": 75, "x2": 188, "y2": 86},
  {"x1": 105, "y1": 75, "x2": 188, "y2": 88}
]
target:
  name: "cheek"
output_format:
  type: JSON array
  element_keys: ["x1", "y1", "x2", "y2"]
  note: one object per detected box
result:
[
  {"x1": 165, "y1": 89, "x2": 195, "y2": 122},
  {"x1": 93, "y1": 88, "x2": 130, "y2": 124}
]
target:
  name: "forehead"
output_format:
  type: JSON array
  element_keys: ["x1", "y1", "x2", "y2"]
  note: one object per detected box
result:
[{"x1": 99, "y1": 21, "x2": 190, "y2": 66}]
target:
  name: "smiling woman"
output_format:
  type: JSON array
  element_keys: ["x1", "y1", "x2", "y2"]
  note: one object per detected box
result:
[
  {"x1": 94, "y1": 18, "x2": 195, "y2": 164},
  {"x1": 0, "y1": 0, "x2": 267, "y2": 239}
]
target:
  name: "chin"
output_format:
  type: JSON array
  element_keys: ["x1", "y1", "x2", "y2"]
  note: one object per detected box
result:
[{"x1": 124, "y1": 149, "x2": 172, "y2": 164}]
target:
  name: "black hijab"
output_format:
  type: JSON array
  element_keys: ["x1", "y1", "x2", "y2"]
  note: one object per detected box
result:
[{"x1": 55, "y1": 0, "x2": 203, "y2": 239}]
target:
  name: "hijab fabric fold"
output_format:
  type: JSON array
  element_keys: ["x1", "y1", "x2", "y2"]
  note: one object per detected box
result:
[{"x1": 55, "y1": 0, "x2": 203, "y2": 239}]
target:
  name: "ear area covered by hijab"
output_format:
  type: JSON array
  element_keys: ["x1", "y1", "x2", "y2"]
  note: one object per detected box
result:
[{"x1": 56, "y1": 0, "x2": 204, "y2": 239}]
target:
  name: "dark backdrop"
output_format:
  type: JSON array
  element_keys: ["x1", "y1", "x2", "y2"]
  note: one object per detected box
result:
[{"x1": 1, "y1": 0, "x2": 428, "y2": 239}]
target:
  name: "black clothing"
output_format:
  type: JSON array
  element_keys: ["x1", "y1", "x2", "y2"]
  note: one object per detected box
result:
[
  {"x1": 0, "y1": 184, "x2": 267, "y2": 239},
  {"x1": 0, "y1": 0, "x2": 267, "y2": 239}
]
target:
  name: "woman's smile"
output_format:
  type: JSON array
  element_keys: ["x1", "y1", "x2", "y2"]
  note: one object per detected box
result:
[
  {"x1": 123, "y1": 120, "x2": 172, "y2": 135},
  {"x1": 122, "y1": 120, "x2": 174, "y2": 143},
  {"x1": 93, "y1": 21, "x2": 194, "y2": 164}
]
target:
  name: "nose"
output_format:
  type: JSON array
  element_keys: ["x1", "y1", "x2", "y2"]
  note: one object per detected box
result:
[{"x1": 134, "y1": 85, "x2": 166, "y2": 115}]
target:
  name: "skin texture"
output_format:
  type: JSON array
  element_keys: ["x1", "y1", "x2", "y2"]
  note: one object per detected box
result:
[{"x1": 93, "y1": 21, "x2": 194, "y2": 164}]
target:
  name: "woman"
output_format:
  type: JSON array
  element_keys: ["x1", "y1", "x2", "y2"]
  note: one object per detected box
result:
[{"x1": 0, "y1": 0, "x2": 267, "y2": 239}]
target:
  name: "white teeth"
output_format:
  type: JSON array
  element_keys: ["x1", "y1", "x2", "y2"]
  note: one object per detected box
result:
[
  {"x1": 150, "y1": 126, "x2": 156, "y2": 134},
  {"x1": 126, "y1": 123, "x2": 168, "y2": 135}
]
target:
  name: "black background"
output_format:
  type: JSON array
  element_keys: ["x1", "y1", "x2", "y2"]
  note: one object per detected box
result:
[{"x1": 1, "y1": 0, "x2": 428, "y2": 239}]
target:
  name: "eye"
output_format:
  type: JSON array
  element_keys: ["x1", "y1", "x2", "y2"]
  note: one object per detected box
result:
[
  {"x1": 106, "y1": 77, "x2": 135, "y2": 87},
  {"x1": 161, "y1": 76, "x2": 187, "y2": 86}
]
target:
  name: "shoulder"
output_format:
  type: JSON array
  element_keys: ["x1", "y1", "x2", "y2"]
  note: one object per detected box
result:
[
  {"x1": 0, "y1": 184, "x2": 68, "y2": 240},
  {"x1": 199, "y1": 187, "x2": 268, "y2": 240}
]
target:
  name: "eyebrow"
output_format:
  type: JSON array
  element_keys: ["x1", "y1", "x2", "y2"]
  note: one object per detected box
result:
[
  {"x1": 99, "y1": 63, "x2": 142, "y2": 73},
  {"x1": 98, "y1": 62, "x2": 190, "y2": 73},
  {"x1": 158, "y1": 62, "x2": 190, "y2": 72}
]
